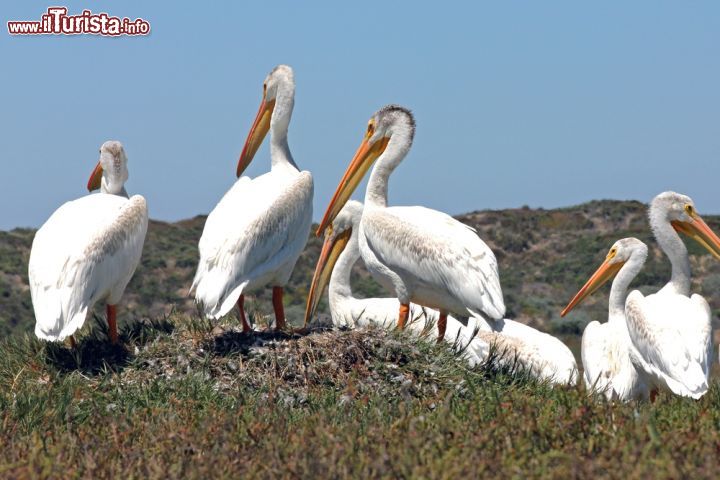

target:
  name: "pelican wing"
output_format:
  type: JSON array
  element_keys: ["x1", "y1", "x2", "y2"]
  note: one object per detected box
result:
[
  {"x1": 361, "y1": 206, "x2": 505, "y2": 320},
  {"x1": 192, "y1": 171, "x2": 313, "y2": 318},
  {"x1": 29, "y1": 194, "x2": 148, "y2": 341},
  {"x1": 581, "y1": 321, "x2": 612, "y2": 395},
  {"x1": 475, "y1": 329, "x2": 576, "y2": 385},
  {"x1": 689, "y1": 294, "x2": 714, "y2": 379},
  {"x1": 624, "y1": 290, "x2": 709, "y2": 398},
  {"x1": 493, "y1": 318, "x2": 578, "y2": 385}
]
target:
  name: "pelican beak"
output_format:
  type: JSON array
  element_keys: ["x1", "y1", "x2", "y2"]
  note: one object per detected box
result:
[
  {"x1": 672, "y1": 215, "x2": 720, "y2": 260},
  {"x1": 316, "y1": 135, "x2": 390, "y2": 236},
  {"x1": 304, "y1": 226, "x2": 353, "y2": 326},
  {"x1": 237, "y1": 94, "x2": 276, "y2": 177},
  {"x1": 561, "y1": 256, "x2": 625, "y2": 317},
  {"x1": 87, "y1": 161, "x2": 103, "y2": 192}
]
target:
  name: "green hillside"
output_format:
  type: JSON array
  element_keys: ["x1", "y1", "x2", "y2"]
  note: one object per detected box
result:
[{"x1": 2, "y1": 199, "x2": 720, "y2": 342}]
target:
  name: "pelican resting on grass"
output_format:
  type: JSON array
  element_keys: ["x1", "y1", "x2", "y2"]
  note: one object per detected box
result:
[
  {"x1": 29, "y1": 141, "x2": 148, "y2": 345},
  {"x1": 561, "y1": 238, "x2": 650, "y2": 401},
  {"x1": 316, "y1": 105, "x2": 505, "y2": 343},
  {"x1": 306, "y1": 200, "x2": 578, "y2": 385},
  {"x1": 620, "y1": 192, "x2": 719, "y2": 399},
  {"x1": 191, "y1": 65, "x2": 313, "y2": 332}
]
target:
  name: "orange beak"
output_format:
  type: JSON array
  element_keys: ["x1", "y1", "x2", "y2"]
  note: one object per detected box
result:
[
  {"x1": 672, "y1": 215, "x2": 720, "y2": 260},
  {"x1": 87, "y1": 161, "x2": 103, "y2": 191},
  {"x1": 304, "y1": 225, "x2": 353, "y2": 326},
  {"x1": 237, "y1": 94, "x2": 276, "y2": 178},
  {"x1": 561, "y1": 257, "x2": 625, "y2": 317},
  {"x1": 316, "y1": 135, "x2": 389, "y2": 236}
]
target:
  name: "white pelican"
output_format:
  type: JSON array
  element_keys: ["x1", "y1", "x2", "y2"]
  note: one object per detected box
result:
[
  {"x1": 306, "y1": 200, "x2": 578, "y2": 384},
  {"x1": 28, "y1": 141, "x2": 148, "y2": 345},
  {"x1": 316, "y1": 105, "x2": 505, "y2": 342},
  {"x1": 561, "y1": 238, "x2": 650, "y2": 401},
  {"x1": 191, "y1": 65, "x2": 313, "y2": 331},
  {"x1": 626, "y1": 192, "x2": 719, "y2": 399}
]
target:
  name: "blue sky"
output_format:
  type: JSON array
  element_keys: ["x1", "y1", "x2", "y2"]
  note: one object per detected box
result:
[{"x1": 1, "y1": 1, "x2": 719, "y2": 230}]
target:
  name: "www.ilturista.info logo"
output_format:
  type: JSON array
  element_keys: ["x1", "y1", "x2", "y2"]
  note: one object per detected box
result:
[{"x1": 7, "y1": 7, "x2": 150, "y2": 36}]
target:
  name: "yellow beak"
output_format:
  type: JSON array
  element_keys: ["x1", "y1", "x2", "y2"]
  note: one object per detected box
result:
[
  {"x1": 561, "y1": 258, "x2": 624, "y2": 317},
  {"x1": 672, "y1": 215, "x2": 720, "y2": 260},
  {"x1": 304, "y1": 226, "x2": 353, "y2": 326},
  {"x1": 316, "y1": 136, "x2": 389, "y2": 236},
  {"x1": 87, "y1": 161, "x2": 103, "y2": 191},
  {"x1": 237, "y1": 95, "x2": 276, "y2": 177}
]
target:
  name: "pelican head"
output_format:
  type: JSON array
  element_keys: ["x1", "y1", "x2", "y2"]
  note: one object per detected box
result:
[
  {"x1": 316, "y1": 104, "x2": 415, "y2": 236},
  {"x1": 651, "y1": 191, "x2": 720, "y2": 260},
  {"x1": 237, "y1": 64, "x2": 296, "y2": 177},
  {"x1": 87, "y1": 140, "x2": 128, "y2": 194},
  {"x1": 561, "y1": 237, "x2": 648, "y2": 317},
  {"x1": 304, "y1": 200, "x2": 364, "y2": 326}
]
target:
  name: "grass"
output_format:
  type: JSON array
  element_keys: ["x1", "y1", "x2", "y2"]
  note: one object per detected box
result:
[{"x1": 1, "y1": 313, "x2": 719, "y2": 478}]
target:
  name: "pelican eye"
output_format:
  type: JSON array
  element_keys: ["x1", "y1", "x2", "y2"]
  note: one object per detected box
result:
[
  {"x1": 607, "y1": 248, "x2": 617, "y2": 260},
  {"x1": 684, "y1": 204, "x2": 695, "y2": 217},
  {"x1": 366, "y1": 121, "x2": 375, "y2": 138}
]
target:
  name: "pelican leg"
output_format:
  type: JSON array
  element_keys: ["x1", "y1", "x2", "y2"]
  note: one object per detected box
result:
[
  {"x1": 237, "y1": 295, "x2": 252, "y2": 333},
  {"x1": 437, "y1": 311, "x2": 447, "y2": 343},
  {"x1": 67, "y1": 335, "x2": 77, "y2": 349},
  {"x1": 397, "y1": 303, "x2": 410, "y2": 330},
  {"x1": 107, "y1": 304, "x2": 119, "y2": 344},
  {"x1": 650, "y1": 389, "x2": 658, "y2": 403},
  {"x1": 272, "y1": 287, "x2": 287, "y2": 331}
]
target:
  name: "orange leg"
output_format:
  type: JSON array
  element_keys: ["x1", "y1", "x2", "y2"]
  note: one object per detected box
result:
[
  {"x1": 237, "y1": 294, "x2": 252, "y2": 333},
  {"x1": 437, "y1": 311, "x2": 447, "y2": 344},
  {"x1": 107, "y1": 304, "x2": 119, "y2": 344},
  {"x1": 67, "y1": 335, "x2": 77, "y2": 349},
  {"x1": 650, "y1": 389, "x2": 658, "y2": 403},
  {"x1": 272, "y1": 287, "x2": 286, "y2": 331},
  {"x1": 397, "y1": 303, "x2": 410, "y2": 330}
]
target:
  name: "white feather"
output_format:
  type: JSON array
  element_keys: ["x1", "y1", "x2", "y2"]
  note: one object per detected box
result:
[
  {"x1": 581, "y1": 320, "x2": 648, "y2": 400},
  {"x1": 191, "y1": 169, "x2": 313, "y2": 319},
  {"x1": 29, "y1": 194, "x2": 148, "y2": 341},
  {"x1": 360, "y1": 205, "x2": 505, "y2": 321},
  {"x1": 625, "y1": 290, "x2": 710, "y2": 399}
]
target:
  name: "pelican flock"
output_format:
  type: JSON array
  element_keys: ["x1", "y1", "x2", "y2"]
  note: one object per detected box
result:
[
  {"x1": 304, "y1": 201, "x2": 488, "y2": 367},
  {"x1": 29, "y1": 141, "x2": 148, "y2": 345},
  {"x1": 624, "y1": 192, "x2": 718, "y2": 399},
  {"x1": 305, "y1": 200, "x2": 577, "y2": 384},
  {"x1": 22, "y1": 64, "x2": 719, "y2": 405},
  {"x1": 563, "y1": 192, "x2": 720, "y2": 400},
  {"x1": 191, "y1": 65, "x2": 313, "y2": 331}
]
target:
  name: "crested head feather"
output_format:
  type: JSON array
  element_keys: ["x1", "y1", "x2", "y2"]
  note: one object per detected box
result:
[{"x1": 378, "y1": 104, "x2": 416, "y2": 141}]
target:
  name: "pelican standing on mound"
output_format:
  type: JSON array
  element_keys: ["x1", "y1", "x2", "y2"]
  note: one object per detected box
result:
[
  {"x1": 625, "y1": 192, "x2": 719, "y2": 399},
  {"x1": 316, "y1": 106, "x2": 505, "y2": 342},
  {"x1": 306, "y1": 200, "x2": 576, "y2": 384},
  {"x1": 561, "y1": 238, "x2": 649, "y2": 401},
  {"x1": 191, "y1": 65, "x2": 313, "y2": 331},
  {"x1": 29, "y1": 141, "x2": 148, "y2": 345}
]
